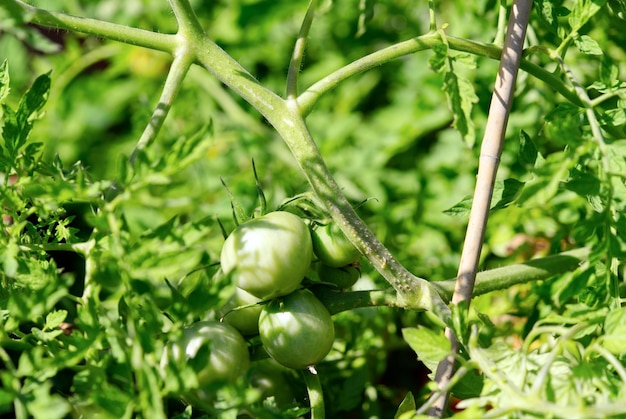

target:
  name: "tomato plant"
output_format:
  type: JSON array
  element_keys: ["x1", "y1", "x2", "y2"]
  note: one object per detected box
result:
[
  {"x1": 311, "y1": 222, "x2": 361, "y2": 268},
  {"x1": 220, "y1": 211, "x2": 313, "y2": 299},
  {"x1": 259, "y1": 289, "x2": 335, "y2": 370},
  {"x1": 2, "y1": 0, "x2": 626, "y2": 418}
]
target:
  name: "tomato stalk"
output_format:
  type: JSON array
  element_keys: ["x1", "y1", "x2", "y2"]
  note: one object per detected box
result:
[{"x1": 302, "y1": 367, "x2": 325, "y2": 419}]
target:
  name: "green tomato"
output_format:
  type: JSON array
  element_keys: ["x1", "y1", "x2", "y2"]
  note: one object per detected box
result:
[
  {"x1": 249, "y1": 359, "x2": 297, "y2": 407},
  {"x1": 318, "y1": 263, "x2": 361, "y2": 289},
  {"x1": 167, "y1": 321, "x2": 250, "y2": 386},
  {"x1": 221, "y1": 211, "x2": 313, "y2": 299},
  {"x1": 258, "y1": 289, "x2": 335, "y2": 370},
  {"x1": 311, "y1": 222, "x2": 360, "y2": 268},
  {"x1": 220, "y1": 287, "x2": 264, "y2": 336}
]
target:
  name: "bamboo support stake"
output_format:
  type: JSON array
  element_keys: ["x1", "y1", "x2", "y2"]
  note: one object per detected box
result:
[{"x1": 427, "y1": 0, "x2": 533, "y2": 416}]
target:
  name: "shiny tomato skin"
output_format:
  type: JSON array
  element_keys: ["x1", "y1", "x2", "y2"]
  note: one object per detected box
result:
[
  {"x1": 168, "y1": 321, "x2": 250, "y2": 386},
  {"x1": 220, "y1": 211, "x2": 313, "y2": 299},
  {"x1": 220, "y1": 287, "x2": 264, "y2": 336},
  {"x1": 258, "y1": 289, "x2": 335, "y2": 370},
  {"x1": 311, "y1": 222, "x2": 360, "y2": 268},
  {"x1": 318, "y1": 263, "x2": 361, "y2": 289}
]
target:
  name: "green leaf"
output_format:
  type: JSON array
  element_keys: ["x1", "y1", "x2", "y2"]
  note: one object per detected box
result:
[
  {"x1": 428, "y1": 43, "x2": 448, "y2": 73},
  {"x1": 2, "y1": 71, "x2": 50, "y2": 160},
  {"x1": 574, "y1": 34, "x2": 603, "y2": 55},
  {"x1": 444, "y1": 178, "x2": 524, "y2": 217},
  {"x1": 0, "y1": 59, "x2": 9, "y2": 105},
  {"x1": 535, "y1": 0, "x2": 563, "y2": 34},
  {"x1": 25, "y1": 381, "x2": 71, "y2": 419},
  {"x1": 402, "y1": 327, "x2": 450, "y2": 374},
  {"x1": 601, "y1": 306, "x2": 626, "y2": 355},
  {"x1": 569, "y1": 0, "x2": 607, "y2": 32},
  {"x1": 394, "y1": 392, "x2": 416, "y2": 419},
  {"x1": 564, "y1": 169, "x2": 601, "y2": 197},
  {"x1": 428, "y1": 40, "x2": 478, "y2": 147},
  {"x1": 519, "y1": 130, "x2": 540, "y2": 168},
  {"x1": 44, "y1": 310, "x2": 68, "y2": 330},
  {"x1": 442, "y1": 68, "x2": 478, "y2": 148}
]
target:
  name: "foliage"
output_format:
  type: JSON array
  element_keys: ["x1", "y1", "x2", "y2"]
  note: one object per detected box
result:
[{"x1": 1, "y1": 0, "x2": 626, "y2": 418}]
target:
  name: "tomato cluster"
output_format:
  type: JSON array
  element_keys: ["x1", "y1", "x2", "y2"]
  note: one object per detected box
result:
[
  {"x1": 165, "y1": 210, "x2": 362, "y2": 407},
  {"x1": 219, "y1": 210, "x2": 360, "y2": 370}
]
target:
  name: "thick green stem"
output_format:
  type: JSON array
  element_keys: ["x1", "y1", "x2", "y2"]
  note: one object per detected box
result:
[
  {"x1": 433, "y1": 247, "x2": 589, "y2": 300},
  {"x1": 286, "y1": 0, "x2": 319, "y2": 100},
  {"x1": 316, "y1": 247, "x2": 590, "y2": 314},
  {"x1": 129, "y1": 44, "x2": 194, "y2": 164},
  {"x1": 297, "y1": 33, "x2": 582, "y2": 116},
  {"x1": 12, "y1": 0, "x2": 177, "y2": 53},
  {"x1": 302, "y1": 367, "x2": 325, "y2": 419}
]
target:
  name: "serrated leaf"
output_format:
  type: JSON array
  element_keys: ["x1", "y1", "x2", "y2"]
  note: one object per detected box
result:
[
  {"x1": 574, "y1": 34, "x2": 603, "y2": 55},
  {"x1": 569, "y1": 0, "x2": 607, "y2": 32},
  {"x1": 17, "y1": 71, "x2": 50, "y2": 128},
  {"x1": 428, "y1": 43, "x2": 448, "y2": 74},
  {"x1": 601, "y1": 107, "x2": 626, "y2": 127},
  {"x1": 535, "y1": 0, "x2": 561, "y2": 34},
  {"x1": 442, "y1": 69, "x2": 478, "y2": 148},
  {"x1": 444, "y1": 178, "x2": 524, "y2": 216},
  {"x1": 604, "y1": 310, "x2": 626, "y2": 335},
  {"x1": 402, "y1": 327, "x2": 450, "y2": 374},
  {"x1": 516, "y1": 152, "x2": 573, "y2": 206},
  {"x1": 45, "y1": 310, "x2": 68, "y2": 330},
  {"x1": 3, "y1": 71, "x2": 50, "y2": 160}
]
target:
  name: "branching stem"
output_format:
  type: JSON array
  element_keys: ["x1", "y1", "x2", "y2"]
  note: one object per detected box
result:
[{"x1": 287, "y1": 0, "x2": 319, "y2": 100}]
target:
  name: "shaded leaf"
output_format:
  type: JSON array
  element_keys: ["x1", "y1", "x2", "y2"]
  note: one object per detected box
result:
[
  {"x1": 395, "y1": 392, "x2": 416, "y2": 419},
  {"x1": 444, "y1": 178, "x2": 524, "y2": 216}
]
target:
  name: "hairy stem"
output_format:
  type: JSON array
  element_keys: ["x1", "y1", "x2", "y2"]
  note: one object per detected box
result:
[
  {"x1": 297, "y1": 33, "x2": 581, "y2": 116},
  {"x1": 129, "y1": 45, "x2": 194, "y2": 164},
  {"x1": 429, "y1": 1, "x2": 533, "y2": 416},
  {"x1": 12, "y1": 0, "x2": 177, "y2": 53},
  {"x1": 287, "y1": 0, "x2": 318, "y2": 100},
  {"x1": 316, "y1": 246, "x2": 589, "y2": 314}
]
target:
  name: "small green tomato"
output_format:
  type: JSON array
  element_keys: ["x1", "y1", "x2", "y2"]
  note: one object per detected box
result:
[
  {"x1": 221, "y1": 211, "x2": 313, "y2": 299},
  {"x1": 318, "y1": 263, "x2": 361, "y2": 289},
  {"x1": 311, "y1": 222, "x2": 360, "y2": 268},
  {"x1": 259, "y1": 289, "x2": 335, "y2": 370},
  {"x1": 220, "y1": 287, "x2": 264, "y2": 336},
  {"x1": 167, "y1": 321, "x2": 250, "y2": 386}
]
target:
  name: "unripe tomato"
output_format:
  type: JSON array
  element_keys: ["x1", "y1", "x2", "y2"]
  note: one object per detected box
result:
[
  {"x1": 318, "y1": 263, "x2": 361, "y2": 289},
  {"x1": 220, "y1": 211, "x2": 313, "y2": 299},
  {"x1": 258, "y1": 289, "x2": 335, "y2": 370},
  {"x1": 311, "y1": 222, "x2": 360, "y2": 268},
  {"x1": 249, "y1": 359, "x2": 298, "y2": 407},
  {"x1": 167, "y1": 321, "x2": 250, "y2": 386},
  {"x1": 220, "y1": 287, "x2": 263, "y2": 335}
]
